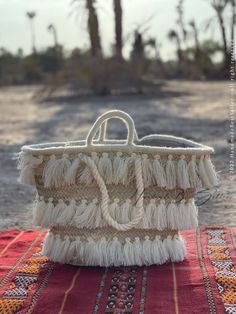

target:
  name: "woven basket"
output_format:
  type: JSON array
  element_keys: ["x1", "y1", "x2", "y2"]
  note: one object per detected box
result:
[{"x1": 18, "y1": 110, "x2": 218, "y2": 266}]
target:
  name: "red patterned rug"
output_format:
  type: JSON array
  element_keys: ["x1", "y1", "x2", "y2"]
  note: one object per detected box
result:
[{"x1": 0, "y1": 227, "x2": 235, "y2": 314}]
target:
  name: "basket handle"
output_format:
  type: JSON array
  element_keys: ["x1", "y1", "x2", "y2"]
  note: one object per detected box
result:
[
  {"x1": 86, "y1": 110, "x2": 137, "y2": 146},
  {"x1": 97, "y1": 119, "x2": 139, "y2": 143},
  {"x1": 82, "y1": 155, "x2": 144, "y2": 231}
]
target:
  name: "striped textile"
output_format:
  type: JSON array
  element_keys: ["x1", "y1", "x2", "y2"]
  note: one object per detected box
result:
[{"x1": 0, "y1": 227, "x2": 235, "y2": 314}]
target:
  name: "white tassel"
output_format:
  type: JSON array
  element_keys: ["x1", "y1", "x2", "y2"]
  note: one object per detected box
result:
[
  {"x1": 184, "y1": 199, "x2": 198, "y2": 229},
  {"x1": 66, "y1": 236, "x2": 78, "y2": 263},
  {"x1": 91, "y1": 152, "x2": 99, "y2": 165},
  {"x1": 109, "y1": 237, "x2": 123, "y2": 266},
  {"x1": 84, "y1": 237, "x2": 97, "y2": 266},
  {"x1": 152, "y1": 235, "x2": 169, "y2": 264},
  {"x1": 123, "y1": 237, "x2": 135, "y2": 265},
  {"x1": 164, "y1": 235, "x2": 175, "y2": 262},
  {"x1": 166, "y1": 155, "x2": 176, "y2": 189},
  {"x1": 145, "y1": 199, "x2": 156, "y2": 228},
  {"x1": 153, "y1": 199, "x2": 167, "y2": 230},
  {"x1": 171, "y1": 235, "x2": 186, "y2": 262},
  {"x1": 174, "y1": 235, "x2": 186, "y2": 261},
  {"x1": 164, "y1": 235, "x2": 186, "y2": 262},
  {"x1": 204, "y1": 156, "x2": 218, "y2": 186},
  {"x1": 94, "y1": 204, "x2": 107, "y2": 228},
  {"x1": 17, "y1": 152, "x2": 35, "y2": 169},
  {"x1": 177, "y1": 155, "x2": 190, "y2": 189},
  {"x1": 98, "y1": 152, "x2": 113, "y2": 184},
  {"x1": 79, "y1": 156, "x2": 94, "y2": 185},
  {"x1": 42, "y1": 232, "x2": 54, "y2": 256},
  {"x1": 188, "y1": 155, "x2": 200, "y2": 188},
  {"x1": 133, "y1": 237, "x2": 142, "y2": 266},
  {"x1": 112, "y1": 152, "x2": 124, "y2": 184},
  {"x1": 141, "y1": 154, "x2": 153, "y2": 188},
  {"x1": 153, "y1": 155, "x2": 166, "y2": 187},
  {"x1": 65, "y1": 155, "x2": 81, "y2": 185},
  {"x1": 166, "y1": 200, "x2": 178, "y2": 230},
  {"x1": 199, "y1": 156, "x2": 211, "y2": 188},
  {"x1": 96, "y1": 237, "x2": 108, "y2": 266},
  {"x1": 33, "y1": 196, "x2": 46, "y2": 226},
  {"x1": 74, "y1": 198, "x2": 98, "y2": 228},
  {"x1": 50, "y1": 234, "x2": 63, "y2": 261},
  {"x1": 109, "y1": 198, "x2": 120, "y2": 220},
  {"x1": 176, "y1": 199, "x2": 186, "y2": 229},
  {"x1": 118, "y1": 199, "x2": 131, "y2": 223},
  {"x1": 72, "y1": 236, "x2": 84, "y2": 264},
  {"x1": 18, "y1": 154, "x2": 43, "y2": 186},
  {"x1": 141, "y1": 210, "x2": 150, "y2": 229},
  {"x1": 71, "y1": 199, "x2": 88, "y2": 226},
  {"x1": 41, "y1": 197, "x2": 55, "y2": 227},
  {"x1": 43, "y1": 154, "x2": 71, "y2": 188},
  {"x1": 79, "y1": 153, "x2": 98, "y2": 185},
  {"x1": 49, "y1": 199, "x2": 66, "y2": 226},
  {"x1": 121, "y1": 155, "x2": 135, "y2": 185},
  {"x1": 142, "y1": 236, "x2": 153, "y2": 265},
  {"x1": 59, "y1": 235, "x2": 71, "y2": 263},
  {"x1": 56, "y1": 199, "x2": 77, "y2": 225}
]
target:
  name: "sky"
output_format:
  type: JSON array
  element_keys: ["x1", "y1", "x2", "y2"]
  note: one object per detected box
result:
[{"x1": 0, "y1": 0, "x2": 227, "y2": 60}]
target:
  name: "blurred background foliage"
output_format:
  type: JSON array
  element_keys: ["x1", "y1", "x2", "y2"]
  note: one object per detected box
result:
[{"x1": 0, "y1": 0, "x2": 235, "y2": 95}]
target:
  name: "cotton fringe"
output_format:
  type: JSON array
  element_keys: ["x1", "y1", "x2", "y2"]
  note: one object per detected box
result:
[
  {"x1": 33, "y1": 197, "x2": 198, "y2": 230},
  {"x1": 19, "y1": 152, "x2": 218, "y2": 189},
  {"x1": 42, "y1": 232, "x2": 186, "y2": 266},
  {"x1": 17, "y1": 152, "x2": 43, "y2": 185}
]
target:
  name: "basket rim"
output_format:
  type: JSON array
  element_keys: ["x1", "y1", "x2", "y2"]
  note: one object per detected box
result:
[{"x1": 21, "y1": 133, "x2": 214, "y2": 156}]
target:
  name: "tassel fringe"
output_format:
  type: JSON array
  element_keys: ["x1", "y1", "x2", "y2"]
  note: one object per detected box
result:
[
  {"x1": 19, "y1": 152, "x2": 218, "y2": 189},
  {"x1": 34, "y1": 197, "x2": 198, "y2": 230},
  {"x1": 17, "y1": 153, "x2": 43, "y2": 185},
  {"x1": 42, "y1": 232, "x2": 186, "y2": 266}
]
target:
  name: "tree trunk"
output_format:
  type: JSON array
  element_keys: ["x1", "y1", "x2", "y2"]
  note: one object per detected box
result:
[
  {"x1": 29, "y1": 19, "x2": 36, "y2": 54},
  {"x1": 86, "y1": 0, "x2": 102, "y2": 57},
  {"x1": 192, "y1": 24, "x2": 200, "y2": 53},
  {"x1": 113, "y1": 0, "x2": 123, "y2": 58},
  {"x1": 231, "y1": 0, "x2": 236, "y2": 45},
  {"x1": 216, "y1": 11, "x2": 229, "y2": 69},
  {"x1": 176, "y1": 35, "x2": 183, "y2": 63}
]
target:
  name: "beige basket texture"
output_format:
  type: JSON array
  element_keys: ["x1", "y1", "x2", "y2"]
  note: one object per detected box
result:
[{"x1": 18, "y1": 110, "x2": 218, "y2": 266}]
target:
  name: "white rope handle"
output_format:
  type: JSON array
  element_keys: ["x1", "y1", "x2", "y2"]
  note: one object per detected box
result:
[
  {"x1": 82, "y1": 155, "x2": 144, "y2": 231},
  {"x1": 86, "y1": 110, "x2": 136, "y2": 146},
  {"x1": 97, "y1": 119, "x2": 139, "y2": 144}
]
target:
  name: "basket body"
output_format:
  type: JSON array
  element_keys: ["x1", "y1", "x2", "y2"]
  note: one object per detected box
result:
[{"x1": 18, "y1": 110, "x2": 218, "y2": 266}]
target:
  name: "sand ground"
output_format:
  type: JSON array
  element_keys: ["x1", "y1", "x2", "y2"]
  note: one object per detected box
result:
[{"x1": 0, "y1": 80, "x2": 235, "y2": 229}]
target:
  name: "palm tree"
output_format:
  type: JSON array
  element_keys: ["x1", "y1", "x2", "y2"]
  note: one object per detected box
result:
[
  {"x1": 189, "y1": 20, "x2": 200, "y2": 53},
  {"x1": 71, "y1": 0, "x2": 102, "y2": 57},
  {"x1": 176, "y1": 0, "x2": 187, "y2": 44},
  {"x1": 168, "y1": 30, "x2": 183, "y2": 62},
  {"x1": 86, "y1": 0, "x2": 102, "y2": 57},
  {"x1": 207, "y1": 0, "x2": 230, "y2": 69},
  {"x1": 48, "y1": 24, "x2": 58, "y2": 47},
  {"x1": 230, "y1": 0, "x2": 236, "y2": 45},
  {"x1": 113, "y1": 0, "x2": 123, "y2": 58},
  {"x1": 26, "y1": 11, "x2": 36, "y2": 54}
]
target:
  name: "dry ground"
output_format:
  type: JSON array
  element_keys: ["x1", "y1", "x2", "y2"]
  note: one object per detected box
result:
[{"x1": 0, "y1": 81, "x2": 235, "y2": 229}]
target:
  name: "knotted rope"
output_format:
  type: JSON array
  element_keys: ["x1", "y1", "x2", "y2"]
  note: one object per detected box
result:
[{"x1": 82, "y1": 155, "x2": 144, "y2": 231}]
